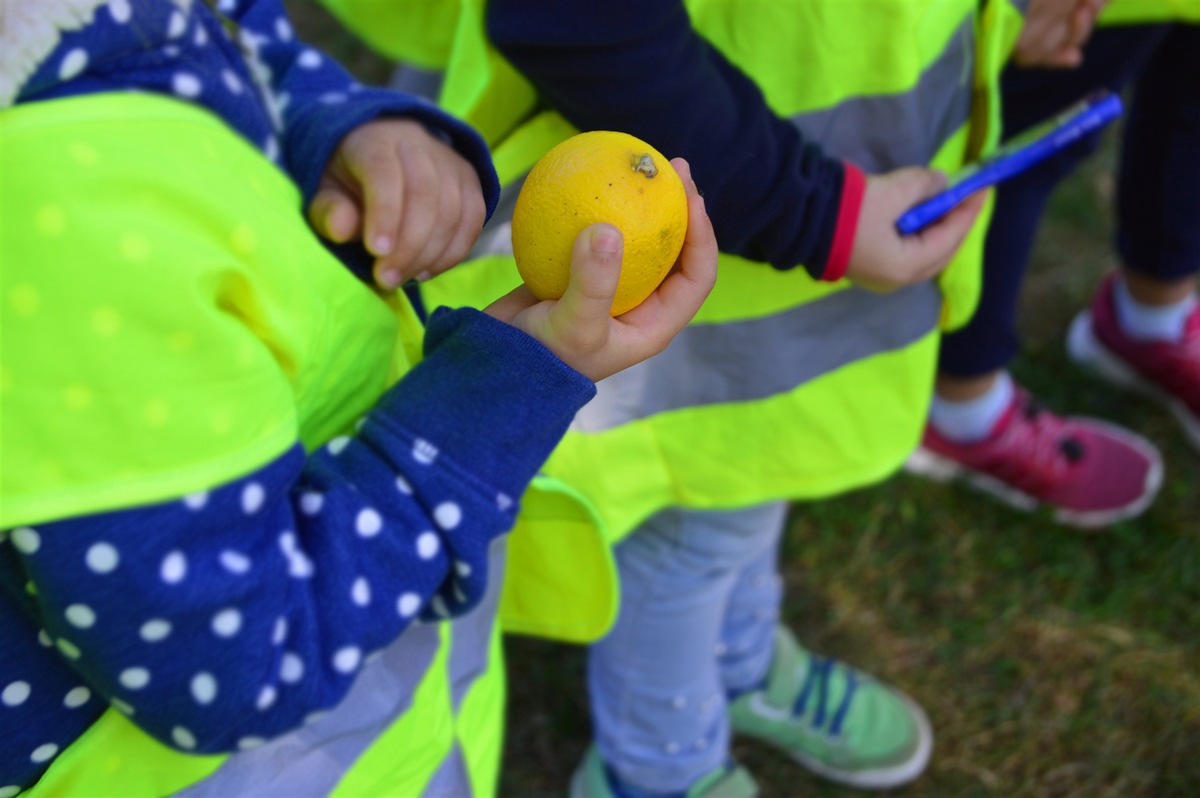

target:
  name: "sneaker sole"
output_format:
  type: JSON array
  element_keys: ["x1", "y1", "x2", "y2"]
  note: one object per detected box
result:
[
  {"x1": 905, "y1": 422, "x2": 1164, "y2": 529},
  {"x1": 1067, "y1": 310, "x2": 1200, "y2": 453},
  {"x1": 777, "y1": 691, "x2": 933, "y2": 791}
]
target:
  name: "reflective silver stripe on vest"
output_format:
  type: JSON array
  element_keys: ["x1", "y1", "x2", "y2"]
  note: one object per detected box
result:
[
  {"x1": 573, "y1": 282, "x2": 941, "y2": 432},
  {"x1": 179, "y1": 539, "x2": 508, "y2": 798},
  {"x1": 794, "y1": 16, "x2": 975, "y2": 172}
]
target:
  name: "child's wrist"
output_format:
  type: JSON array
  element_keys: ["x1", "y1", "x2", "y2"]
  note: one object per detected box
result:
[{"x1": 822, "y1": 162, "x2": 867, "y2": 282}]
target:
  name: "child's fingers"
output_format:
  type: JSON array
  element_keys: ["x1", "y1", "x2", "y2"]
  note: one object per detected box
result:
[
  {"x1": 398, "y1": 162, "x2": 477, "y2": 282},
  {"x1": 353, "y1": 150, "x2": 405, "y2": 261},
  {"x1": 621, "y1": 189, "x2": 716, "y2": 330},
  {"x1": 910, "y1": 188, "x2": 988, "y2": 279},
  {"x1": 308, "y1": 185, "x2": 362, "y2": 244}
]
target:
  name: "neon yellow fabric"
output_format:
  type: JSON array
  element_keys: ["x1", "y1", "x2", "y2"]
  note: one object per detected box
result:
[
  {"x1": 22, "y1": 710, "x2": 226, "y2": 798},
  {"x1": 1101, "y1": 0, "x2": 1200, "y2": 24},
  {"x1": 687, "y1": 1, "x2": 977, "y2": 111},
  {"x1": 1, "y1": 93, "x2": 422, "y2": 530},
  {"x1": 316, "y1": 0, "x2": 460, "y2": 70},
  {"x1": 498, "y1": 477, "x2": 618, "y2": 642},
  {"x1": 2, "y1": 92, "x2": 490, "y2": 796}
]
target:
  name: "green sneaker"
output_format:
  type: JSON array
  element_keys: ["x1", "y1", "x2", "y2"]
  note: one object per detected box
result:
[
  {"x1": 728, "y1": 626, "x2": 932, "y2": 790},
  {"x1": 569, "y1": 746, "x2": 759, "y2": 798}
]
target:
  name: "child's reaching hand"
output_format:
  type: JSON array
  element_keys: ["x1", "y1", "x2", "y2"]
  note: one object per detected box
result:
[
  {"x1": 845, "y1": 167, "x2": 988, "y2": 293},
  {"x1": 308, "y1": 118, "x2": 488, "y2": 291},
  {"x1": 1015, "y1": 0, "x2": 1109, "y2": 68},
  {"x1": 484, "y1": 159, "x2": 717, "y2": 382}
]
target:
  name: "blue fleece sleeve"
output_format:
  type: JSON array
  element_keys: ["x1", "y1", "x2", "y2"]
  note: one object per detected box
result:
[
  {"x1": 0, "y1": 308, "x2": 593, "y2": 768},
  {"x1": 485, "y1": 0, "x2": 847, "y2": 278}
]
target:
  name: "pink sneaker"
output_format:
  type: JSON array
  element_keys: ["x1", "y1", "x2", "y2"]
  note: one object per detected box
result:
[
  {"x1": 908, "y1": 388, "x2": 1163, "y2": 529},
  {"x1": 1068, "y1": 272, "x2": 1200, "y2": 452}
]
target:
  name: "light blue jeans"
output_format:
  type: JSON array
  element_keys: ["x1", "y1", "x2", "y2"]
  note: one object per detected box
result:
[{"x1": 588, "y1": 501, "x2": 788, "y2": 793}]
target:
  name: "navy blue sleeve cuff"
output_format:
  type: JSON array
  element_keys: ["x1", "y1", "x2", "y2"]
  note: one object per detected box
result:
[{"x1": 366, "y1": 307, "x2": 596, "y2": 505}]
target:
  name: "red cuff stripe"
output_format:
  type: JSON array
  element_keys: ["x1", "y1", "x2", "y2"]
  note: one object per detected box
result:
[{"x1": 823, "y1": 163, "x2": 866, "y2": 282}]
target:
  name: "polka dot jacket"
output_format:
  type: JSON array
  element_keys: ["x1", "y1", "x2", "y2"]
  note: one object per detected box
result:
[{"x1": 1, "y1": 1, "x2": 593, "y2": 792}]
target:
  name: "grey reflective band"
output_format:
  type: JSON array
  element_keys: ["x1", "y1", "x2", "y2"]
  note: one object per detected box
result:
[
  {"x1": 388, "y1": 64, "x2": 445, "y2": 102},
  {"x1": 180, "y1": 542, "x2": 509, "y2": 798},
  {"x1": 789, "y1": 16, "x2": 976, "y2": 172},
  {"x1": 574, "y1": 282, "x2": 942, "y2": 432}
]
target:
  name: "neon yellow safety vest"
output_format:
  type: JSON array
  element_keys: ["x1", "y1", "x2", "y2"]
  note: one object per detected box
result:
[
  {"x1": 326, "y1": 0, "x2": 1026, "y2": 545},
  {"x1": 1, "y1": 92, "x2": 603, "y2": 797}
]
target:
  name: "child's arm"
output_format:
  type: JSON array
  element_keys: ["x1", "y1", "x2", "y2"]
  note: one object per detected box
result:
[
  {"x1": 1, "y1": 172, "x2": 715, "y2": 770},
  {"x1": 1014, "y1": 0, "x2": 1108, "y2": 68},
  {"x1": 485, "y1": 0, "x2": 984, "y2": 291},
  {"x1": 2, "y1": 306, "x2": 594, "y2": 757},
  {"x1": 484, "y1": 0, "x2": 848, "y2": 280},
  {"x1": 222, "y1": 0, "x2": 501, "y2": 287}
]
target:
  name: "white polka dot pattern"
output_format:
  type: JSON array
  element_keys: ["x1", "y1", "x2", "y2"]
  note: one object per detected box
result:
[
  {"x1": 30, "y1": 743, "x2": 59, "y2": 763},
  {"x1": 59, "y1": 49, "x2": 89, "y2": 81},
  {"x1": 85, "y1": 542, "x2": 119, "y2": 573},
  {"x1": 2, "y1": 681, "x2": 31, "y2": 706},
  {"x1": 219, "y1": 550, "x2": 252, "y2": 574},
  {"x1": 279, "y1": 652, "x2": 303, "y2": 684},
  {"x1": 119, "y1": 667, "x2": 151, "y2": 690},
  {"x1": 172, "y1": 72, "x2": 202, "y2": 98},
  {"x1": 355, "y1": 508, "x2": 382, "y2": 537},
  {"x1": 241, "y1": 483, "x2": 266, "y2": 514},
  {"x1": 140, "y1": 619, "x2": 172, "y2": 642},
  {"x1": 109, "y1": 0, "x2": 132, "y2": 23},
  {"x1": 161, "y1": 551, "x2": 187, "y2": 584},
  {"x1": 63, "y1": 686, "x2": 91, "y2": 708},
  {"x1": 212, "y1": 608, "x2": 243, "y2": 638},
  {"x1": 191, "y1": 672, "x2": 218, "y2": 705}
]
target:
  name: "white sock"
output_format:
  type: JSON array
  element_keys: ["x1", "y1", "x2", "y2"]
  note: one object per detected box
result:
[
  {"x1": 1114, "y1": 276, "x2": 1197, "y2": 343},
  {"x1": 929, "y1": 371, "x2": 1015, "y2": 444}
]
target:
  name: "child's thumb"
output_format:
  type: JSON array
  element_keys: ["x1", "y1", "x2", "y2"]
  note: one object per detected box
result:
[{"x1": 561, "y1": 223, "x2": 624, "y2": 319}]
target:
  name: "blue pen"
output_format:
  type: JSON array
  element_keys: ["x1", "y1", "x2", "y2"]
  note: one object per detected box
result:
[{"x1": 896, "y1": 89, "x2": 1124, "y2": 235}]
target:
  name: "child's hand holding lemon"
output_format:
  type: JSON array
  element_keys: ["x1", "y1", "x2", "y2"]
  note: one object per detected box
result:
[{"x1": 485, "y1": 132, "x2": 716, "y2": 381}]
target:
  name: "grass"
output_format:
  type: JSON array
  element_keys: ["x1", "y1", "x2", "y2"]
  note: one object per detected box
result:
[{"x1": 289, "y1": 3, "x2": 1200, "y2": 794}]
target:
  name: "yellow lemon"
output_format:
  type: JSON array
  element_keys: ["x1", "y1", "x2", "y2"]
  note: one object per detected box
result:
[{"x1": 511, "y1": 131, "x2": 688, "y2": 316}]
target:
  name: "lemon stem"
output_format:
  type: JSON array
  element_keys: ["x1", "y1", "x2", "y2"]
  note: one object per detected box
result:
[{"x1": 631, "y1": 154, "x2": 658, "y2": 178}]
